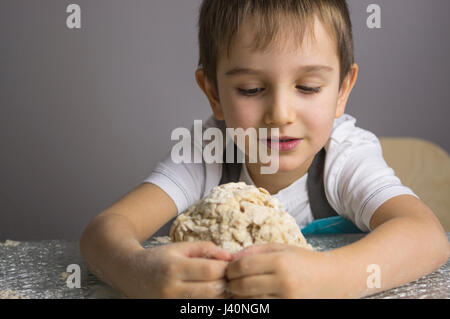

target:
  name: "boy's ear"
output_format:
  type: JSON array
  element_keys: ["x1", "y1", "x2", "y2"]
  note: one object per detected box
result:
[
  {"x1": 195, "y1": 69, "x2": 224, "y2": 121},
  {"x1": 335, "y1": 63, "x2": 359, "y2": 118}
]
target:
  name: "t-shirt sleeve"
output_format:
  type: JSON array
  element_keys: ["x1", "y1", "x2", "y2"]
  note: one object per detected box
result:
[
  {"x1": 142, "y1": 115, "x2": 223, "y2": 215},
  {"x1": 324, "y1": 115, "x2": 418, "y2": 232},
  {"x1": 143, "y1": 150, "x2": 205, "y2": 215}
]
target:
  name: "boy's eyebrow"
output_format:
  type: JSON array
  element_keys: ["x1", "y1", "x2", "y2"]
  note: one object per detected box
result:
[{"x1": 224, "y1": 65, "x2": 334, "y2": 77}]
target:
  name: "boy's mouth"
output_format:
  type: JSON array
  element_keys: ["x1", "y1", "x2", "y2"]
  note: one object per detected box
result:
[
  {"x1": 262, "y1": 135, "x2": 301, "y2": 142},
  {"x1": 259, "y1": 136, "x2": 303, "y2": 151}
]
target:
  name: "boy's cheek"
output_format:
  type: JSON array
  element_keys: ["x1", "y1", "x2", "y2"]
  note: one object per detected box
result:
[
  {"x1": 225, "y1": 105, "x2": 262, "y2": 127},
  {"x1": 302, "y1": 109, "x2": 334, "y2": 136}
]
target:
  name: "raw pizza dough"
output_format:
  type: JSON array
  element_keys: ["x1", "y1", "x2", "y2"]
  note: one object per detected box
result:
[{"x1": 170, "y1": 182, "x2": 313, "y2": 253}]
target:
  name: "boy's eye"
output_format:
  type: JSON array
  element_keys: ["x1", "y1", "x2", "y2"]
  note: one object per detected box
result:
[
  {"x1": 297, "y1": 86, "x2": 322, "y2": 94},
  {"x1": 237, "y1": 88, "x2": 265, "y2": 96},
  {"x1": 236, "y1": 86, "x2": 321, "y2": 97}
]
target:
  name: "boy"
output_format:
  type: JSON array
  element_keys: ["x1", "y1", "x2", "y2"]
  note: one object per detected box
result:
[{"x1": 80, "y1": 0, "x2": 449, "y2": 298}]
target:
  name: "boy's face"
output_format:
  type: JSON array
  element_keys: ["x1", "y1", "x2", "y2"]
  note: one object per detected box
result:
[{"x1": 197, "y1": 16, "x2": 358, "y2": 176}]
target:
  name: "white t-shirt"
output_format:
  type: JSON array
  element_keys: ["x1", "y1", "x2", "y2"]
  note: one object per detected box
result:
[{"x1": 143, "y1": 113, "x2": 417, "y2": 232}]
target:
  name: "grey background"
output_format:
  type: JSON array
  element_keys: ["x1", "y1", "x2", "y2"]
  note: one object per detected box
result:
[{"x1": 1, "y1": 0, "x2": 449, "y2": 241}]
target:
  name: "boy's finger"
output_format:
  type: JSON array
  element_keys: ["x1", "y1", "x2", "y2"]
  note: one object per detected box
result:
[
  {"x1": 177, "y1": 279, "x2": 227, "y2": 299},
  {"x1": 232, "y1": 294, "x2": 277, "y2": 299},
  {"x1": 226, "y1": 253, "x2": 276, "y2": 280},
  {"x1": 231, "y1": 243, "x2": 287, "y2": 261},
  {"x1": 248, "y1": 294, "x2": 277, "y2": 299},
  {"x1": 227, "y1": 274, "x2": 278, "y2": 297},
  {"x1": 176, "y1": 241, "x2": 232, "y2": 261},
  {"x1": 180, "y1": 258, "x2": 229, "y2": 281}
]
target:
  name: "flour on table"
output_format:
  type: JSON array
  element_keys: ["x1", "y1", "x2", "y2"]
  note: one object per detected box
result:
[
  {"x1": 61, "y1": 272, "x2": 70, "y2": 281},
  {"x1": 0, "y1": 290, "x2": 26, "y2": 299},
  {"x1": 170, "y1": 182, "x2": 313, "y2": 253},
  {"x1": 0, "y1": 239, "x2": 21, "y2": 247}
]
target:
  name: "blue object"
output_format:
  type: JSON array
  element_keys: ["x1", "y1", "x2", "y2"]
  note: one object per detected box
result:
[{"x1": 301, "y1": 216, "x2": 365, "y2": 235}]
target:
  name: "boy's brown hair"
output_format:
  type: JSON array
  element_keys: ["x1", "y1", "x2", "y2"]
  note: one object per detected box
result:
[{"x1": 197, "y1": 0, "x2": 354, "y2": 95}]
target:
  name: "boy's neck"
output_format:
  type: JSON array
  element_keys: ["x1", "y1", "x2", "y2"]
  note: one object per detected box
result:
[{"x1": 244, "y1": 156, "x2": 314, "y2": 195}]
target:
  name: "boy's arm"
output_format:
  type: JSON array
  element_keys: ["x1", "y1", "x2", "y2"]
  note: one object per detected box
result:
[
  {"x1": 80, "y1": 182, "x2": 231, "y2": 298},
  {"x1": 79, "y1": 182, "x2": 177, "y2": 291},
  {"x1": 328, "y1": 194, "x2": 450, "y2": 298}
]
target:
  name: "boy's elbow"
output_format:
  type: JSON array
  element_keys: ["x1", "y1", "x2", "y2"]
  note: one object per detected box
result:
[
  {"x1": 421, "y1": 206, "x2": 450, "y2": 267},
  {"x1": 439, "y1": 236, "x2": 450, "y2": 266},
  {"x1": 431, "y1": 226, "x2": 450, "y2": 269},
  {"x1": 435, "y1": 225, "x2": 449, "y2": 266},
  {"x1": 434, "y1": 244, "x2": 450, "y2": 273},
  {"x1": 79, "y1": 213, "x2": 104, "y2": 257}
]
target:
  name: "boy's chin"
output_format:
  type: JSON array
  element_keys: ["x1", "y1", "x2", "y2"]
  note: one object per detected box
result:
[
  {"x1": 250, "y1": 159, "x2": 300, "y2": 175},
  {"x1": 274, "y1": 153, "x2": 314, "y2": 173},
  {"x1": 269, "y1": 161, "x2": 300, "y2": 174}
]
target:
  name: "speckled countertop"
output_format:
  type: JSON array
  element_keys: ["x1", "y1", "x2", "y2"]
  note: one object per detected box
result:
[{"x1": 0, "y1": 233, "x2": 448, "y2": 299}]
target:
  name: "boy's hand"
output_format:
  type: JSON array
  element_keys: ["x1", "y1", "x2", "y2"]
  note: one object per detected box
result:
[
  {"x1": 226, "y1": 244, "x2": 335, "y2": 298},
  {"x1": 123, "y1": 241, "x2": 232, "y2": 298}
]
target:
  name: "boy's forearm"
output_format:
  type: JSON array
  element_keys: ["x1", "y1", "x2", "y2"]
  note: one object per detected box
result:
[
  {"x1": 325, "y1": 216, "x2": 449, "y2": 298},
  {"x1": 79, "y1": 213, "x2": 145, "y2": 291}
]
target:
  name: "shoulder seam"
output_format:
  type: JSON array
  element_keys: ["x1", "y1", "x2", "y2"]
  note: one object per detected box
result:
[
  {"x1": 153, "y1": 168, "x2": 192, "y2": 208},
  {"x1": 359, "y1": 183, "x2": 400, "y2": 222}
]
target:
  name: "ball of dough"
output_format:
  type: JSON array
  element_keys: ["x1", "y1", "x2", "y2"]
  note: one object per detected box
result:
[{"x1": 170, "y1": 182, "x2": 313, "y2": 253}]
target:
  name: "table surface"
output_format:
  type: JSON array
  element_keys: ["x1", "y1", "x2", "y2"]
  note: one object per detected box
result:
[{"x1": 1, "y1": 233, "x2": 449, "y2": 299}]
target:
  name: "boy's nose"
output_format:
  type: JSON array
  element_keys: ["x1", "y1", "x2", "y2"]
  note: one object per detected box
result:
[{"x1": 263, "y1": 90, "x2": 296, "y2": 126}]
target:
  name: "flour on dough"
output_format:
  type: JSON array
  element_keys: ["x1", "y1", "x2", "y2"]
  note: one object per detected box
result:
[
  {"x1": 170, "y1": 182, "x2": 313, "y2": 253},
  {"x1": 150, "y1": 236, "x2": 172, "y2": 244}
]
